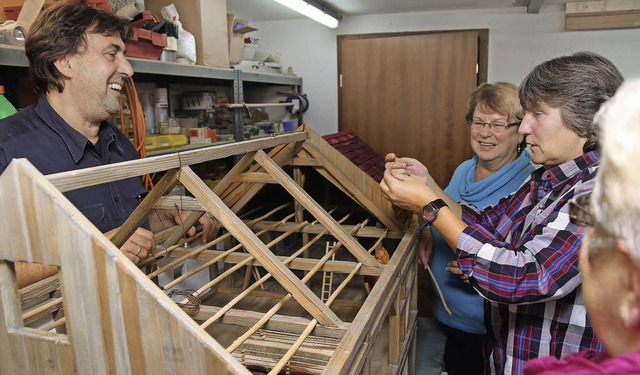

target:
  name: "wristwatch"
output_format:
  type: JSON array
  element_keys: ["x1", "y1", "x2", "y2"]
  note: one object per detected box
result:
[{"x1": 421, "y1": 198, "x2": 448, "y2": 228}]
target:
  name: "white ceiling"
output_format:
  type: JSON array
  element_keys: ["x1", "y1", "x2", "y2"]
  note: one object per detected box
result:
[{"x1": 226, "y1": 0, "x2": 575, "y2": 21}]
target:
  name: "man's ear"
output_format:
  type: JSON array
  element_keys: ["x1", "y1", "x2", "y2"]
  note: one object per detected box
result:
[
  {"x1": 53, "y1": 56, "x2": 74, "y2": 79},
  {"x1": 618, "y1": 239, "x2": 640, "y2": 330}
]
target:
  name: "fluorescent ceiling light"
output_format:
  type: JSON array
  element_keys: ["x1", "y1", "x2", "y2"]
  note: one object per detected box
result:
[{"x1": 272, "y1": 0, "x2": 339, "y2": 29}]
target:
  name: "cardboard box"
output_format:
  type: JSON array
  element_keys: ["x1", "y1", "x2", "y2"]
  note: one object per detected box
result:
[
  {"x1": 145, "y1": 0, "x2": 229, "y2": 68},
  {"x1": 227, "y1": 14, "x2": 257, "y2": 65},
  {"x1": 189, "y1": 127, "x2": 216, "y2": 144}
]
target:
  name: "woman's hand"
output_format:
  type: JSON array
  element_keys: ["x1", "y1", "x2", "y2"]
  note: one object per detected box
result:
[
  {"x1": 417, "y1": 229, "x2": 434, "y2": 269},
  {"x1": 446, "y1": 260, "x2": 470, "y2": 284},
  {"x1": 385, "y1": 153, "x2": 430, "y2": 185},
  {"x1": 380, "y1": 167, "x2": 434, "y2": 213}
]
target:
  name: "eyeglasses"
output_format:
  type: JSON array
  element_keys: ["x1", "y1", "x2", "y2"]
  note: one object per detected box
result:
[
  {"x1": 569, "y1": 194, "x2": 593, "y2": 227},
  {"x1": 468, "y1": 119, "x2": 521, "y2": 134}
]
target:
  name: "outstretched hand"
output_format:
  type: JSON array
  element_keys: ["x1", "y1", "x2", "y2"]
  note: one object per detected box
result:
[
  {"x1": 384, "y1": 153, "x2": 430, "y2": 185},
  {"x1": 380, "y1": 167, "x2": 432, "y2": 213}
]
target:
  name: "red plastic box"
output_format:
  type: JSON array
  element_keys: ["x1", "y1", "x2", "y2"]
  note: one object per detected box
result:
[{"x1": 125, "y1": 27, "x2": 167, "y2": 60}]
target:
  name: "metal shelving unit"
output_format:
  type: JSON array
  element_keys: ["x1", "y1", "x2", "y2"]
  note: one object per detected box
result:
[
  {"x1": 0, "y1": 46, "x2": 301, "y2": 86},
  {"x1": 0, "y1": 45, "x2": 303, "y2": 147}
]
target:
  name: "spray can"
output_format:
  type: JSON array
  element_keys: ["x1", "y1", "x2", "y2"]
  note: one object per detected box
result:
[
  {"x1": 0, "y1": 86, "x2": 17, "y2": 119},
  {"x1": 155, "y1": 87, "x2": 169, "y2": 132}
]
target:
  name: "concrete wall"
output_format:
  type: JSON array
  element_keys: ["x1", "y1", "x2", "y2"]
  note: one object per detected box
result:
[{"x1": 252, "y1": 5, "x2": 640, "y2": 135}]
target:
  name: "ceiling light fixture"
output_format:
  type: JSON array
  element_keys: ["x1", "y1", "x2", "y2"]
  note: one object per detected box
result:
[{"x1": 272, "y1": 0, "x2": 340, "y2": 29}]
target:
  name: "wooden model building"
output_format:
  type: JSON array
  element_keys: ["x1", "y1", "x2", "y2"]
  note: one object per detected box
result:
[{"x1": 0, "y1": 126, "x2": 418, "y2": 374}]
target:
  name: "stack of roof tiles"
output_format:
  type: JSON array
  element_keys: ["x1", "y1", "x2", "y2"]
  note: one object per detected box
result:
[{"x1": 323, "y1": 130, "x2": 386, "y2": 182}]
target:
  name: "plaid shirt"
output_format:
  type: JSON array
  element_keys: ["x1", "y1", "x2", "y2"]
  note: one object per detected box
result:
[{"x1": 457, "y1": 151, "x2": 603, "y2": 375}]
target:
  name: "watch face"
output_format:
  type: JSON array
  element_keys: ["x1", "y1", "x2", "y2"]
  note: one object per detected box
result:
[{"x1": 423, "y1": 205, "x2": 437, "y2": 222}]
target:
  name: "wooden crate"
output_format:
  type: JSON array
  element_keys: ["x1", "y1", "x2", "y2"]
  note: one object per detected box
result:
[{"x1": 0, "y1": 127, "x2": 418, "y2": 374}]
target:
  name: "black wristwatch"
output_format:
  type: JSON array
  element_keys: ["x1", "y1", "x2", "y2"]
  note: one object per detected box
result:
[{"x1": 421, "y1": 198, "x2": 448, "y2": 228}]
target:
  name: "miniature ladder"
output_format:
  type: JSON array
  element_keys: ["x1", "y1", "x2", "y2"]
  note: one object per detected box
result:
[{"x1": 321, "y1": 241, "x2": 337, "y2": 303}]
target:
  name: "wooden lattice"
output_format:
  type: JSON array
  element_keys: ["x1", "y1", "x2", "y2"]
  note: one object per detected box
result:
[{"x1": 0, "y1": 126, "x2": 418, "y2": 374}]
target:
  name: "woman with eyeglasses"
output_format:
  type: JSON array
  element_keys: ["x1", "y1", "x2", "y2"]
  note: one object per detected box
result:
[
  {"x1": 381, "y1": 52, "x2": 623, "y2": 375},
  {"x1": 415, "y1": 82, "x2": 534, "y2": 375}
]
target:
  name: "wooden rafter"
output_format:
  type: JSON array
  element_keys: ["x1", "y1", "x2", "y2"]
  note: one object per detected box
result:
[
  {"x1": 177, "y1": 165, "x2": 343, "y2": 327},
  {"x1": 0, "y1": 128, "x2": 417, "y2": 374},
  {"x1": 253, "y1": 150, "x2": 379, "y2": 268},
  {"x1": 301, "y1": 142, "x2": 403, "y2": 232}
]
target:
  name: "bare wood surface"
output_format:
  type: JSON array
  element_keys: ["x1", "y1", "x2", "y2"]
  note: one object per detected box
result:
[
  {"x1": 179, "y1": 166, "x2": 342, "y2": 327},
  {"x1": 111, "y1": 168, "x2": 179, "y2": 248},
  {"x1": 0, "y1": 130, "x2": 418, "y2": 374},
  {"x1": 254, "y1": 150, "x2": 379, "y2": 268},
  {"x1": 324, "y1": 225, "x2": 418, "y2": 374},
  {"x1": 170, "y1": 248, "x2": 383, "y2": 277},
  {"x1": 234, "y1": 172, "x2": 277, "y2": 184},
  {"x1": 45, "y1": 132, "x2": 307, "y2": 193},
  {"x1": 250, "y1": 220, "x2": 404, "y2": 239},
  {"x1": 303, "y1": 142, "x2": 403, "y2": 232}
]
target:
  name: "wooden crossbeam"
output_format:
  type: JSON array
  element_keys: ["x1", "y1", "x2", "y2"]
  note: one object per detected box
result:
[
  {"x1": 110, "y1": 169, "x2": 180, "y2": 248},
  {"x1": 45, "y1": 132, "x2": 307, "y2": 193},
  {"x1": 253, "y1": 150, "x2": 379, "y2": 268},
  {"x1": 301, "y1": 142, "x2": 403, "y2": 232},
  {"x1": 177, "y1": 166, "x2": 342, "y2": 327},
  {"x1": 168, "y1": 248, "x2": 384, "y2": 277}
]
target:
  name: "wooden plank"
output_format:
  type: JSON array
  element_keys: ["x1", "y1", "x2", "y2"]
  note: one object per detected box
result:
[
  {"x1": 566, "y1": 0, "x2": 640, "y2": 13},
  {"x1": 45, "y1": 132, "x2": 307, "y2": 193},
  {"x1": 214, "y1": 151, "x2": 258, "y2": 201},
  {"x1": 303, "y1": 142, "x2": 403, "y2": 232},
  {"x1": 170, "y1": 248, "x2": 384, "y2": 276},
  {"x1": 178, "y1": 166, "x2": 342, "y2": 327},
  {"x1": 234, "y1": 172, "x2": 277, "y2": 184},
  {"x1": 254, "y1": 150, "x2": 379, "y2": 268},
  {"x1": 194, "y1": 305, "x2": 347, "y2": 339},
  {"x1": 221, "y1": 141, "x2": 300, "y2": 211},
  {"x1": 250, "y1": 220, "x2": 404, "y2": 239},
  {"x1": 290, "y1": 156, "x2": 323, "y2": 167},
  {"x1": 0, "y1": 261, "x2": 28, "y2": 374},
  {"x1": 111, "y1": 168, "x2": 180, "y2": 248},
  {"x1": 325, "y1": 225, "x2": 418, "y2": 374},
  {"x1": 565, "y1": 9, "x2": 640, "y2": 30}
]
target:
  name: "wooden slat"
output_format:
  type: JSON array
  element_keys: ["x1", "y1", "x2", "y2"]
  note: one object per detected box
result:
[
  {"x1": 45, "y1": 132, "x2": 307, "y2": 193},
  {"x1": 254, "y1": 150, "x2": 379, "y2": 268},
  {"x1": 250, "y1": 220, "x2": 404, "y2": 239},
  {"x1": 324, "y1": 225, "x2": 418, "y2": 374},
  {"x1": 290, "y1": 156, "x2": 323, "y2": 167},
  {"x1": 565, "y1": 9, "x2": 640, "y2": 30},
  {"x1": 178, "y1": 166, "x2": 342, "y2": 327},
  {"x1": 111, "y1": 168, "x2": 180, "y2": 248},
  {"x1": 303, "y1": 142, "x2": 403, "y2": 232},
  {"x1": 169, "y1": 248, "x2": 384, "y2": 277},
  {"x1": 234, "y1": 172, "x2": 277, "y2": 184},
  {"x1": 220, "y1": 141, "x2": 300, "y2": 210},
  {"x1": 196, "y1": 305, "x2": 348, "y2": 340},
  {"x1": 566, "y1": 0, "x2": 640, "y2": 13}
]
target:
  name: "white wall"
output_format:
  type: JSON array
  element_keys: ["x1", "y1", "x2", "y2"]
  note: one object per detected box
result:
[{"x1": 253, "y1": 5, "x2": 640, "y2": 135}]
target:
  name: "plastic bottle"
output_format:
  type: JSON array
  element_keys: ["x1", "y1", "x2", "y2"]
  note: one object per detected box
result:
[
  {"x1": 155, "y1": 87, "x2": 169, "y2": 132},
  {"x1": 0, "y1": 85, "x2": 17, "y2": 119}
]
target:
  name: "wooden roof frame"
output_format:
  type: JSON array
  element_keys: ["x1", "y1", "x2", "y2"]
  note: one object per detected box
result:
[{"x1": 0, "y1": 126, "x2": 417, "y2": 374}]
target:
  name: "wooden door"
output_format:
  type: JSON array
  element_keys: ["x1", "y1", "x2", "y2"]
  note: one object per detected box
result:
[{"x1": 338, "y1": 30, "x2": 487, "y2": 187}]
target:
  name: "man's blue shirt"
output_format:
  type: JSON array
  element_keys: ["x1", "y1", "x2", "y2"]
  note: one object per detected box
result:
[{"x1": 0, "y1": 95, "x2": 146, "y2": 232}]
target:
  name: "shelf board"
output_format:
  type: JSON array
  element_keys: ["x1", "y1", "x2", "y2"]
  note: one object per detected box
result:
[
  {"x1": 0, "y1": 46, "x2": 301, "y2": 86},
  {"x1": 0, "y1": 46, "x2": 29, "y2": 67}
]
